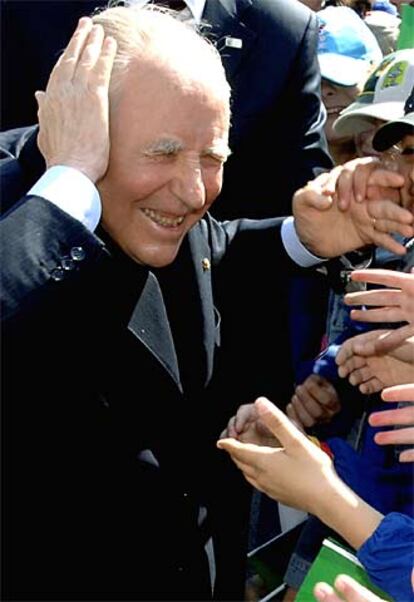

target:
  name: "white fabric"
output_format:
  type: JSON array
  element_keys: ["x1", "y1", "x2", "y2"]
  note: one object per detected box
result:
[
  {"x1": 126, "y1": 0, "x2": 206, "y2": 24},
  {"x1": 28, "y1": 166, "x2": 101, "y2": 232},
  {"x1": 281, "y1": 216, "x2": 326, "y2": 267}
]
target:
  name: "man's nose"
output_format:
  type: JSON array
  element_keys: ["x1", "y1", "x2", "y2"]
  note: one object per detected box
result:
[{"x1": 172, "y1": 161, "x2": 206, "y2": 210}]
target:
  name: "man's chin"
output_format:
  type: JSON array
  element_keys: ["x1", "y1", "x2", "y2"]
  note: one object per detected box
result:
[{"x1": 127, "y1": 246, "x2": 180, "y2": 269}]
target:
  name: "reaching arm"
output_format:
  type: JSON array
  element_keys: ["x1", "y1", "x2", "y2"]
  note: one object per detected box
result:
[{"x1": 217, "y1": 397, "x2": 383, "y2": 550}]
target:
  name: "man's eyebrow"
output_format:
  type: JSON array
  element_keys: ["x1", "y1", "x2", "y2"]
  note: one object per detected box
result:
[
  {"x1": 142, "y1": 138, "x2": 232, "y2": 160},
  {"x1": 203, "y1": 143, "x2": 232, "y2": 160},
  {"x1": 143, "y1": 139, "x2": 184, "y2": 155}
]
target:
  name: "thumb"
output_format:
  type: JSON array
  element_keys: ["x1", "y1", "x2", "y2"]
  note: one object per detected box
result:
[{"x1": 254, "y1": 397, "x2": 305, "y2": 449}]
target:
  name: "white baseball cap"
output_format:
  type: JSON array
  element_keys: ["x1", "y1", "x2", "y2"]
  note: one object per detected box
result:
[
  {"x1": 333, "y1": 49, "x2": 414, "y2": 136},
  {"x1": 372, "y1": 86, "x2": 414, "y2": 150}
]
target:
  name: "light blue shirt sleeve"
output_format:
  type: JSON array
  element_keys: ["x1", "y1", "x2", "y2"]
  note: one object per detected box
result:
[
  {"x1": 281, "y1": 216, "x2": 327, "y2": 267},
  {"x1": 28, "y1": 166, "x2": 101, "y2": 232}
]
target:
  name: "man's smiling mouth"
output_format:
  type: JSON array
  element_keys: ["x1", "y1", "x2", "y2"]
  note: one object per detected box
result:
[{"x1": 142, "y1": 208, "x2": 185, "y2": 227}]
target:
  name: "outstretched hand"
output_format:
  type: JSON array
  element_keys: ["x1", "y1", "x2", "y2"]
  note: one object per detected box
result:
[
  {"x1": 336, "y1": 330, "x2": 414, "y2": 394},
  {"x1": 369, "y1": 384, "x2": 414, "y2": 463},
  {"x1": 217, "y1": 397, "x2": 339, "y2": 515},
  {"x1": 36, "y1": 17, "x2": 117, "y2": 183},
  {"x1": 219, "y1": 402, "x2": 280, "y2": 446},
  {"x1": 293, "y1": 159, "x2": 413, "y2": 258},
  {"x1": 344, "y1": 269, "x2": 414, "y2": 354}
]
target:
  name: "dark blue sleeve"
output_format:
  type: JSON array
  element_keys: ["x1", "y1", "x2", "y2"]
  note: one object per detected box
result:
[{"x1": 357, "y1": 513, "x2": 414, "y2": 602}]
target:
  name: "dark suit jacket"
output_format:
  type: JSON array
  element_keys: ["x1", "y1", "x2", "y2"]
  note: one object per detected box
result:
[
  {"x1": 1, "y1": 131, "x2": 300, "y2": 601},
  {"x1": 204, "y1": 0, "x2": 332, "y2": 220},
  {"x1": 199, "y1": 0, "x2": 333, "y2": 428}
]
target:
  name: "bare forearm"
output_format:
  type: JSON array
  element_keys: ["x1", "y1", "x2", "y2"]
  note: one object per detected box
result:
[{"x1": 314, "y1": 475, "x2": 384, "y2": 550}]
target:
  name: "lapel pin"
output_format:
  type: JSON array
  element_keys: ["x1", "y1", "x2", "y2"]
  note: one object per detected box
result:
[
  {"x1": 218, "y1": 36, "x2": 243, "y2": 51},
  {"x1": 202, "y1": 258, "x2": 211, "y2": 271},
  {"x1": 224, "y1": 36, "x2": 243, "y2": 49}
]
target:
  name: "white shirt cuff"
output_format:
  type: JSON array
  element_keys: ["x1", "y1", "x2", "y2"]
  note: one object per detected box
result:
[
  {"x1": 28, "y1": 166, "x2": 101, "y2": 232},
  {"x1": 281, "y1": 216, "x2": 326, "y2": 267}
]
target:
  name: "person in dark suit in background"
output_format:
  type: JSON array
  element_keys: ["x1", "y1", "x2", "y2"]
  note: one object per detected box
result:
[{"x1": 2, "y1": 5, "x2": 410, "y2": 601}]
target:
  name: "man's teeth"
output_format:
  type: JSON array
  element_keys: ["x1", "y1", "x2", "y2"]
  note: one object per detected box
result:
[{"x1": 142, "y1": 208, "x2": 185, "y2": 227}]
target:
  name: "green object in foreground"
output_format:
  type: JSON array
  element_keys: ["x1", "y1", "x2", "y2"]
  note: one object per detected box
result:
[
  {"x1": 296, "y1": 538, "x2": 393, "y2": 602},
  {"x1": 397, "y1": 3, "x2": 414, "y2": 50}
]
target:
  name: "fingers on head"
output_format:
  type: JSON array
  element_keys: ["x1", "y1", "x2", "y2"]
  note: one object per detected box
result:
[
  {"x1": 47, "y1": 18, "x2": 94, "y2": 86},
  {"x1": 48, "y1": 20, "x2": 117, "y2": 89},
  {"x1": 75, "y1": 24, "x2": 106, "y2": 74}
]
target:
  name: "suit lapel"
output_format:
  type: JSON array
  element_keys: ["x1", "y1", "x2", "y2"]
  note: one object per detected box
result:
[
  {"x1": 187, "y1": 225, "x2": 216, "y2": 387},
  {"x1": 127, "y1": 270, "x2": 183, "y2": 393},
  {"x1": 202, "y1": 0, "x2": 256, "y2": 81}
]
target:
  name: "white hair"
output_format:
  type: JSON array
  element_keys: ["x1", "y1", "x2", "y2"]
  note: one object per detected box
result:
[{"x1": 92, "y1": 5, "x2": 231, "y2": 104}]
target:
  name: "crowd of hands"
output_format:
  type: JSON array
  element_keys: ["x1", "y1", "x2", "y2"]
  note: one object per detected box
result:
[
  {"x1": 218, "y1": 263, "x2": 414, "y2": 602},
  {"x1": 217, "y1": 145, "x2": 414, "y2": 602}
]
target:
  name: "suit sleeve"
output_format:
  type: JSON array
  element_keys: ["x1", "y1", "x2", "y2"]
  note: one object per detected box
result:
[
  {"x1": 1, "y1": 194, "x2": 107, "y2": 321},
  {"x1": 203, "y1": 213, "x2": 308, "y2": 275},
  {"x1": 279, "y1": 8, "x2": 333, "y2": 191}
]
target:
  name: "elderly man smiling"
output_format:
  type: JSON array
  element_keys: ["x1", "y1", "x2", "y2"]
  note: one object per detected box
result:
[{"x1": 1, "y1": 6, "x2": 413, "y2": 601}]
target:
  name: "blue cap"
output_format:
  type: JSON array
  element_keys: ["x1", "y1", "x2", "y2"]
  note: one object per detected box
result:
[
  {"x1": 372, "y1": 0, "x2": 398, "y2": 16},
  {"x1": 318, "y1": 6, "x2": 383, "y2": 87}
]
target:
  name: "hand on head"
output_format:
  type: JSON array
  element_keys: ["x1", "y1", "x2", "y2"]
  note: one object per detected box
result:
[{"x1": 36, "y1": 17, "x2": 117, "y2": 182}]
